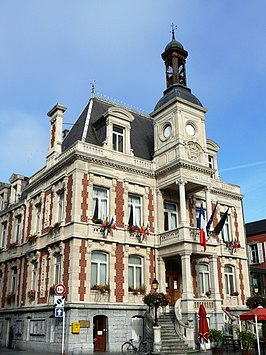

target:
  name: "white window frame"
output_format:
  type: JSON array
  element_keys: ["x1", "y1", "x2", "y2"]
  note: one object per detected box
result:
[
  {"x1": 91, "y1": 251, "x2": 108, "y2": 286},
  {"x1": 54, "y1": 255, "x2": 61, "y2": 285},
  {"x1": 1, "y1": 221, "x2": 7, "y2": 248},
  {"x1": 35, "y1": 204, "x2": 42, "y2": 233},
  {"x1": 221, "y1": 212, "x2": 231, "y2": 242},
  {"x1": 113, "y1": 124, "x2": 124, "y2": 152},
  {"x1": 31, "y1": 261, "x2": 38, "y2": 290},
  {"x1": 128, "y1": 194, "x2": 142, "y2": 227},
  {"x1": 15, "y1": 215, "x2": 22, "y2": 243},
  {"x1": 11, "y1": 267, "x2": 18, "y2": 294},
  {"x1": 92, "y1": 187, "x2": 108, "y2": 222},
  {"x1": 57, "y1": 190, "x2": 65, "y2": 223},
  {"x1": 164, "y1": 202, "x2": 178, "y2": 231},
  {"x1": 249, "y1": 243, "x2": 263, "y2": 264},
  {"x1": 224, "y1": 265, "x2": 235, "y2": 295},
  {"x1": 128, "y1": 255, "x2": 143, "y2": 290},
  {"x1": 199, "y1": 263, "x2": 210, "y2": 295}
]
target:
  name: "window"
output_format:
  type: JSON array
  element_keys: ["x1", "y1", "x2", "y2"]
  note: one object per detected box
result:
[
  {"x1": 128, "y1": 255, "x2": 143, "y2": 289},
  {"x1": 131, "y1": 316, "x2": 144, "y2": 342},
  {"x1": 221, "y1": 212, "x2": 231, "y2": 242},
  {"x1": 113, "y1": 125, "x2": 124, "y2": 152},
  {"x1": 30, "y1": 320, "x2": 45, "y2": 335},
  {"x1": 36, "y1": 204, "x2": 42, "y2": 232},
  {"x1": 92, "y1": 187, "x2": 108, "y2": 222},
  {"x1": 1, "y1": 222, "x2": 7, "y2": 248},
  {"x1": 15, "y1": 215, "x2": 22, "y2": 243},
  {"x1": 11, "y1": 268, "x2": 18, "y2": 294},
  {"x1": 199, "y1": 264, "x2": 210, "y2": 295},
  {"x1": 249, "y1": 243, "x2": 264, "y2": 264},
  {"x1": 58, "y1": 190, "x2": 65, "y2": 222},
  {"x1": 91, "y1": 251, "x2": 108, "y2": 286},
  {"x1": 15, "y1": 320, "x2": 23, "y2": 335},
  {"x1": 54, "y1": 255, "x2": 61, "y2": 285},
  {"x1": 208, "y1": 155, "x2": 214, "y2": 169},
  {"x1": 128, "y1": 194, "x2": 141, "y2": 227},
  {"x1": 32, "y1": 262, "x2": 38, "y2": 290},
  {"x1": 164, "y1": 202, "x2": 178, "y2": 231},
  {"x1": 224, "y1": 265, "x2": 235, "y2": 295}
]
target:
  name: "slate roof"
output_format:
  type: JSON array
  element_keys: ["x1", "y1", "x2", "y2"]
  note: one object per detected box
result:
[
  {"x1": 62, "y1": 96, "x2": 154, "y2": 161},
  {"x1": 154, "y1": 84, "x2": 203, "y2": 111},
  {"x1": 246, "y1": 219, "x2": 266, "y2": 236}
]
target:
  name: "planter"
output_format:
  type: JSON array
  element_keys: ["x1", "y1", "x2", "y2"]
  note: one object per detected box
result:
[{"x1": 241, "y1": 350, "x2": 255, "y2": 355}]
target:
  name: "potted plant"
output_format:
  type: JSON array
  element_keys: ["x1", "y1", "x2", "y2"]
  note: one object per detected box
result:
[
  {"x1": 209, "y1": 328, "x2": 224, "y2": 354},
  {"x1": 27, "y1": 289, "x2": 36, "y2": 301},
  {"x1": 238, "y1": 330, "x2": 255, "y2": 354}
]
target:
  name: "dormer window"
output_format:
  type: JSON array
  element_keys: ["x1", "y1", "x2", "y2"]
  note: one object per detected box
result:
[{"x1": 113, "y1": 125, "x2": 124, "y2": 152}]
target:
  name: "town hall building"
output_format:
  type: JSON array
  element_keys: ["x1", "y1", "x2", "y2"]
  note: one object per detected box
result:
[{"x1": 0, "y1": 31, "x2": 250, "y2": 354}]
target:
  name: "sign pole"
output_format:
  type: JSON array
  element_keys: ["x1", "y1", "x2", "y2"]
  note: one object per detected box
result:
[{"x1": 61, "y1": 309, "x2": 65, "y2": 355}]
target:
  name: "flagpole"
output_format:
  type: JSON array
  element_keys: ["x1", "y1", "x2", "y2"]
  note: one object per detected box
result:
[{"x1": 255, "y1": 315, "x2": 261, "y2": 355}]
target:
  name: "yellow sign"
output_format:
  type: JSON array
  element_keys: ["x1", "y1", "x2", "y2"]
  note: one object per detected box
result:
[{"x1": 71, "y1": 322, "x2": 80, "y2": 334}]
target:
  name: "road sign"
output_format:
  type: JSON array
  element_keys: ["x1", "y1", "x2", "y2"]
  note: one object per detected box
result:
[
  {"x1": 54, "y1": 295, "x2": 65, "y2": 308},
  {"x1": 55, "y1": 307, "x2": 64, "y2": 317},
  {"x1": 54, "y1": 283, "x2": 66, "y2": 295}
]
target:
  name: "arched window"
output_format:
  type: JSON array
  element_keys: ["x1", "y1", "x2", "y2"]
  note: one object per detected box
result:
[
  {"x1": 199, "y1": 263, "x2": 210, "y2": 295},
  {"x1": 224, "y1": 265, "x2": 235, "y2": 295},
  {"x1": 128, "y1": 255, "x2": 143, "y2": 290},
  {"x1": 131, "y1": 316, "x2": 144, "y2": 341},
  {"x1": 91, "y1": 251, "x2": 108, "y2": 286}
]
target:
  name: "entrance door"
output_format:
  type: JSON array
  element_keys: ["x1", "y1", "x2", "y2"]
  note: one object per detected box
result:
[
  {"x1": 93, "y1": 315, "x2": 107, "y2": 352},
  {"x1": 166, "y1": 259, "x2": 181, "y2": 306}
]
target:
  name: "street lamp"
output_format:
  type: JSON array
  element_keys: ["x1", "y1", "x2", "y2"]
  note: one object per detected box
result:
[
  {"x1": 254, "y1": 284, "x2": 259, "y2": 295},
  {"x1": 152, "y1": 278, "x2": 159, "y2": 292},
  {"x1": 152, "y1": 278, "x2": 159, "y2": 326}
]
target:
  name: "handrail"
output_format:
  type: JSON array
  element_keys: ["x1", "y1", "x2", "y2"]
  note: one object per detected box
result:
[{"x1": 174, "y1": 299, "x2": 194, "y2": 342}]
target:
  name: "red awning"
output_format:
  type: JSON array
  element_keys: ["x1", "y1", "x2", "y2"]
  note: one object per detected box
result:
[{"x1": 240, "y1": 306, "x2": 266, "y2": 321}]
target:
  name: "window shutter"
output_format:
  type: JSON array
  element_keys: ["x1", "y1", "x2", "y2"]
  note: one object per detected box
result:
[
  {"x1": 258, "y1": 243, "x2": 264, "y2": 263},
  {"x1": 247, "y1": 246, "x2": 252, "y2": 264}
]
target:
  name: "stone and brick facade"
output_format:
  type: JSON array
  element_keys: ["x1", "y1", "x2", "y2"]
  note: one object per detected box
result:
[{"x1": 0, "y1": 33, "x2": 250, "y2": 353}]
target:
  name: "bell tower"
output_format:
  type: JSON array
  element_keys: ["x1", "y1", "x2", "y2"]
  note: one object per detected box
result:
[{"x1": 162, "y1": 27, "x2": 188, "y2": 88}]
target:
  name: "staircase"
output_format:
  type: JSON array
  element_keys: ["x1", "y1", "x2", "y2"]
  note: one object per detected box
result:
[{"x1": 159, "y1": 312, "x2": 194, "y2": 355}]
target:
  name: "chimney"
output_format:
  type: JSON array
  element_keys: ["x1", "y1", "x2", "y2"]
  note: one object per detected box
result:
[
  {"x1": 62, "y1": 129, "x2": 69, "y2": 139},
  {"x1": 46, "y1": 103, "x2": 67, "y2": 167}
]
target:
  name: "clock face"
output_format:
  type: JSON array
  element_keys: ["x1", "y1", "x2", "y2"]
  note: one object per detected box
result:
[
  {"x1": 186, "y1": 124, "x2": 195, "y2": 136},
  {"x1": 163, "y1": 124, "x2": 172, "y2": 138}
]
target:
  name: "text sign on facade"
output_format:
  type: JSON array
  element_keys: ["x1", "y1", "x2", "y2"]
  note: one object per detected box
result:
[
  {"x1": 55, "y1": 307, "x2": 64, "y2": 317},
  {"x1": 54, "y1": 283, "x2": 66, "y2": 295},
  {"x1": 54, "y1": 295, "x2": 65, "y2": 308}
]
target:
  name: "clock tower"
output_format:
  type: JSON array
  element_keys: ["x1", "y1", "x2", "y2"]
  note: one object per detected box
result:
[{"x1": 151, "y1": 31, "x2": 215, "y2": 177}]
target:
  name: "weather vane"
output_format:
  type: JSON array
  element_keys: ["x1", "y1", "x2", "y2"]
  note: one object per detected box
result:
[
  {"x1": 91, "y1": 79, "x2": 96, "y2": 97},
  {"x1": 170, "y1": 23, "x2": 177, "y2": 39}
]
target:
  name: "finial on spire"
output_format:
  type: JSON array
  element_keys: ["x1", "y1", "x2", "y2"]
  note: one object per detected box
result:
[
  {"x1": 170, "y1": 23, "x2": 177, "y2": 39},
  {"x1": 91, "y1": 80, "x2": 96, "y2": 98}
]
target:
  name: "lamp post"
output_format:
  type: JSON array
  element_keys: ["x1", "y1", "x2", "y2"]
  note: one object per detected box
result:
[
  {"x1": 152, "y1": 278, "x2": 159, "y2": 326},
  {"x1": 254, "y1": 284, "x2": 259, "y2": 295}
]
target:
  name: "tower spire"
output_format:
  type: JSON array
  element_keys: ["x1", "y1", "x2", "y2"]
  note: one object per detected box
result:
[{"x1": 170, "y1": 23, "x2": 177, "y2": 40}]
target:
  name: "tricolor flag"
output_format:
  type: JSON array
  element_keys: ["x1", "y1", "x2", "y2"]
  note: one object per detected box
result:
[
  {"x1": 198, "y1": 203, "x2": 207, "y2": 252},
  {"x1": 110, "y1": 217, "x2": 116, "y2": 230},
  {"x1": 145, "y1": 224, "x2": 150, "y2": 235}
]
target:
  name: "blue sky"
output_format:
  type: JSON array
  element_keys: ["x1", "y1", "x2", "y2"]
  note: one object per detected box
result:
[{"x1": 1, "y1": 1, "x2": 266, "y2": 223}]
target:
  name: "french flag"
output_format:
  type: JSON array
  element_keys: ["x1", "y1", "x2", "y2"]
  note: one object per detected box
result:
[{"x1": 198, "y1": 203, "x2": 207, "y2": 252}]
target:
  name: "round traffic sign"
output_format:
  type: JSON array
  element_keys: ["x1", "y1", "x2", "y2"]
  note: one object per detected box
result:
[{"x1": 54, "y1": 283, "x2": 66, "y2": 295}]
